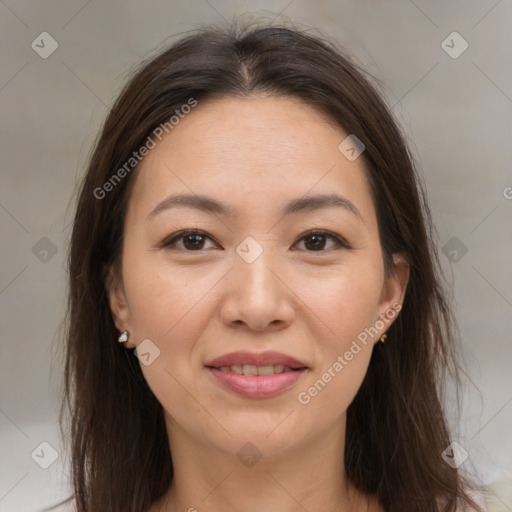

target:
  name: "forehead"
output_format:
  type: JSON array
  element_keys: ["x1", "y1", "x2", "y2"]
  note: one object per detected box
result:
[{"x1": 128, "y1": 95, "x2": 377, "y2": 229}]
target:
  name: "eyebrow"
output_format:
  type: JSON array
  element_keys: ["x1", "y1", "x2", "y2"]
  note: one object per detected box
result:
[{"x1": 147, "y1": 192, "x2": 363, "y2": 222}]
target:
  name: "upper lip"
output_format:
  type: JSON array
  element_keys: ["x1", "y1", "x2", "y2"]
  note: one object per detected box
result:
[{"x1": 205, "y1": 351, "x2": 308, "y2": 369}]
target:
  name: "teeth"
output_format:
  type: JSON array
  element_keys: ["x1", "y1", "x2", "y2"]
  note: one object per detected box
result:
[
  {"x1": 257, "y1": 365, "x2": 274, "y2": 376},
  {"x1": 217, "y1": 364, "x2": 295, "y2": 375},
  {"x1": 243, "y1": 364, "x2": 258, "y2": 376}
]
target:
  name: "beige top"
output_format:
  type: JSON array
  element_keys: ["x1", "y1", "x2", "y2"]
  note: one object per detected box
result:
[{"x1": 479, "y1": 471, "x2": 512, "y2": 511}]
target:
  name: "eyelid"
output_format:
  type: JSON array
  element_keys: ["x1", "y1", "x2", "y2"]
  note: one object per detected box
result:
[{"x1": 158, "y1": 228, "x2": 351, "y2": 252}]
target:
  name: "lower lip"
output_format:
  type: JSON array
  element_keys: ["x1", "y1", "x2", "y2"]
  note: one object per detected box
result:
[{"x1": 206, "y1": 367, "x2": 307, "y2": 398}]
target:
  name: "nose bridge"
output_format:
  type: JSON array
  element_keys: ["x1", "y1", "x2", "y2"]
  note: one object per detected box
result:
[
  {"x1": 220, "y1": 238, "x2": 294, "y2": 330},
  {"x1": 234, "y1": 242, "x2": 280, "y2": 303},
  {"x1": 234, "y1": 233, "x2": 277, "y2": 285}
]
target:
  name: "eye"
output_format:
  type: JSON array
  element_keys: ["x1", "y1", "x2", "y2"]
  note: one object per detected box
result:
[
  {"x1": 159, "y1": 229, "x2": 219, "y2": 251},
  {"x1": 159, "y1": 229, "x2": 350, "y2": 252},
  {"x1": 292, "y1": 230, "x2": 350, "y2": 252}
]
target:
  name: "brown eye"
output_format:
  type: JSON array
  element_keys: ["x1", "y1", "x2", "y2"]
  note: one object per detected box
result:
[
  {"x1": 294, "y1": 231, "x2": 350, "y2": 252},
  {"x1": 304, "y1": 233, "x2": 327, "y2": 250},
  {"x1": 160, "y1": 230, "x2": 218, "y2": 251},
  {"x1": 182, "y1": 233, "x2": 206, "y2": 250}
]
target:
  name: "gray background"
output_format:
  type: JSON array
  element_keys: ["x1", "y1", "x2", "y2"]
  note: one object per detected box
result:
[{"x1": 1, "y1": 1, "x2": 511, "y2": 510}]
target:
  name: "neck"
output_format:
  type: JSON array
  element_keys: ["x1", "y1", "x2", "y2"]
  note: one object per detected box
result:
[{"x1": 150, "y1": 413, "x2": 379, "y2": 512}]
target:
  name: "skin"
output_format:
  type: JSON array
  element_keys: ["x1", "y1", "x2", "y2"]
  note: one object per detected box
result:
[{"x1": 108, "y1": 95, "x2": 409, "y2": 512}]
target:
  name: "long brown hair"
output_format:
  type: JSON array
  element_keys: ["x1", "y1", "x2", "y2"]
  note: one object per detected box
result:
[{"x1": 60, "y1": 20, "x2": 483, "y2": 512}]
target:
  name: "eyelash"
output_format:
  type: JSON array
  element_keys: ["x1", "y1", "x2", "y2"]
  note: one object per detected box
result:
[{"x1": 159, "y1": 229, "x2": 351, "y2": 253}]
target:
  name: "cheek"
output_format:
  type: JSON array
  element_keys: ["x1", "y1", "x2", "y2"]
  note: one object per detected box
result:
[
  {"x1": 303, "y1": 344, "x2": 373, "y2": 417},
  {"x1": 295, "y1": 260, "x2": 383, "y2": 345},
  {"x1": 297, "y1": 274, "x2": 377, "y2": 416},
  {"x1": 123, "y1": 253, "x2": 224, "y2": 341},
  {"x1": 122, "y1": 258, "x2": 219, "y2": 422},
  {"x1": 121, "y1": 254, "x2": 229, "y2": 408},
  {"x1": 292, "y1": 260, "x2": 382, "y2": 411}
]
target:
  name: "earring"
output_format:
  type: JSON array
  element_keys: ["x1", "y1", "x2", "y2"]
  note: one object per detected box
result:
[
  {"x1": 380, "y1": 334, "x2": 387, "y2": 343},
  {"x1": 118, "y1": 330, "x2": 129, "y2": 343}
]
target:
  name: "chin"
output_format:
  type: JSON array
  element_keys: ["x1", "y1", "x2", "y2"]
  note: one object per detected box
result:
[{"x1": 210, "y1": 413, "x2": 310, "y2": 457}]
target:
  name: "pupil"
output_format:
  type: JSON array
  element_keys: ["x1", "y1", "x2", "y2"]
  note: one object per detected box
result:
[
  {"x1": 306, "y1": 234, "x2": 325, "y2": 250},
  {"x1": 185, "y1": 234, "x2": 204, "y2": 249}
]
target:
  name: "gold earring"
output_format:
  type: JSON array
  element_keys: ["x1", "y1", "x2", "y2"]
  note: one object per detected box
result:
[
  {"x1": 118, "y1": 330, "x2": 129, "y2": 343},
  {"x1": 380, "y1": 334, "x2": 387, "y2": 343}
]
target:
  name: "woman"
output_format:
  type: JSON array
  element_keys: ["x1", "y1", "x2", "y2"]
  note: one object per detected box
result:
[{"x1": 57, "y1": 22, "x2": 489, "y2": 511}]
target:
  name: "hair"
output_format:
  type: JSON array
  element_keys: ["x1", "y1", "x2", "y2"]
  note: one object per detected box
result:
[{"x1": 59, "y1": 20, "x2": 484, "y2": 512}]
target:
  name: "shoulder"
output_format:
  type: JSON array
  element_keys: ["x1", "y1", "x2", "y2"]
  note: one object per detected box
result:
[
  {"x1": 458, "y1": 470, "x2": 512, "y2": 512},
  {"x1": 481, "y1": 470, "x2": 512, "y2": 512}
]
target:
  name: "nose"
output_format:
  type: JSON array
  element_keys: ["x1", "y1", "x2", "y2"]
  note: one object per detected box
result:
[{"x1": 219, "y1": 250, "x2": 295, "y2": 332}]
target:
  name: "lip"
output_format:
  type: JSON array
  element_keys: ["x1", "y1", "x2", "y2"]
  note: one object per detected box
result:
[
  {"x1": 204, "y1": 351, "x2": 309, "y2": 399},
  {"x1": 207, "y1": 367, "x2": 307, "y2": 398},
  {"x1": 205, "y1": 350, "x2": 307, "y2": 369}
]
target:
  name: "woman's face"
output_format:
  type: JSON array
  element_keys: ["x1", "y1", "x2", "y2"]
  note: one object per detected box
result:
[{"x1": 109, "y1": 95, "x2": 408, "y2": 460}]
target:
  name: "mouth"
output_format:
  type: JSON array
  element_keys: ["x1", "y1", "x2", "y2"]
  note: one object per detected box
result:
[
  {"x1": 204, "y1": 351, "x2": 309, "y2": 398},
  {"x1": 206, "y1": 364, "x2": 305, "y2": 376}
]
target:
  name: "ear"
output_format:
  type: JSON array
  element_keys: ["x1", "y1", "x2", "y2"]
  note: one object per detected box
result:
[
  {"x1": 375, "y1": 253, "x2": 410, "y2": 340},
  {"x1": 106, "y1": 266, "x2": 135, "y2": 348}
]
